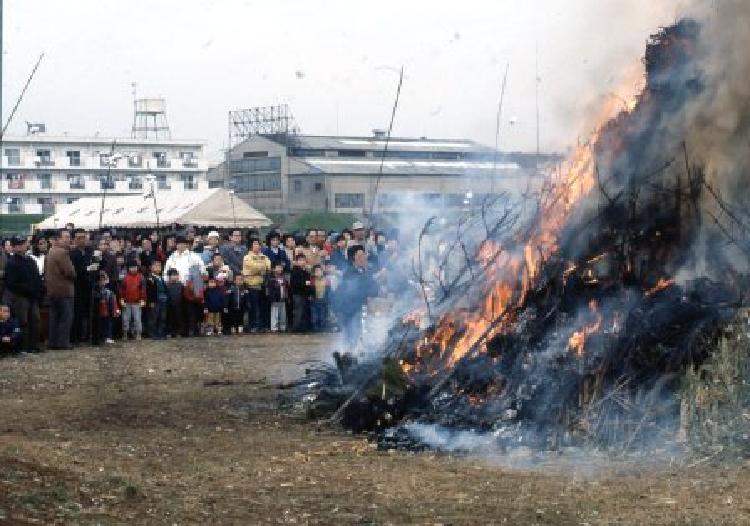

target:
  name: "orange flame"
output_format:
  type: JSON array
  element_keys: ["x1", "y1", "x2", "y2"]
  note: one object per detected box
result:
[
  {"x1": 408, "y1": 70, "x2": 644, "y2": 375},
  {"x1": 568, "y1": 300, "x2": 603, "y2": 358},
  {"x1": 645, "y1": 277, "x2": 675, "y2": 297}
]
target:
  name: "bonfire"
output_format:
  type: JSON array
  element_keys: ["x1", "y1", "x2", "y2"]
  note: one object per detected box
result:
[{"x1": 293, "y1": 16, "x2": 750, "y2": 456}]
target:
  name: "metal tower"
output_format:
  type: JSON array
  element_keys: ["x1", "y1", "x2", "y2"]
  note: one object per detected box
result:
[{"x1": 228, "y1": 104, "x2": 299, "y2": 148}]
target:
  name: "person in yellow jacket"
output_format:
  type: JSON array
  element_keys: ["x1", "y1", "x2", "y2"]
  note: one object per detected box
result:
[{"x1": 242, "y1": 238, "x2": 271, "y2": 332}]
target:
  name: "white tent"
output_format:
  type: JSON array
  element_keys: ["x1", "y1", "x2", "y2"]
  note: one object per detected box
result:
[{"x1": 37, "y1": 188, "x2": 272, "y2": 230}]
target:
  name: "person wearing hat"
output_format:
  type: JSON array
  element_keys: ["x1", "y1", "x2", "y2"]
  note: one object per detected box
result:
[
  {"x1": 4, "y1": 237, "x2": 43, "y2": 351},
  {"x1": 202, "y1": 230, "x2": 222, "y2": 265},
  {"x1": 346, "y1": 221, "x2": 367, "y2": 260}
]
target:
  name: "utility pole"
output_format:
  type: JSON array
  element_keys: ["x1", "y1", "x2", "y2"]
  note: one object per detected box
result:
[{"x1": 535, "y1": 42, "x2": 541, "y2": 161}]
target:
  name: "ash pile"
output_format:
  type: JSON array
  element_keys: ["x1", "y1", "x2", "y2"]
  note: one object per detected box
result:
[{"x1": 297, "y1": 14, "x2": 750, "y2": 456}]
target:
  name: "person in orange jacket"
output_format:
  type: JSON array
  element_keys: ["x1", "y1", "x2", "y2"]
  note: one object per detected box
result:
[{"x1": 119, "y1": 260, "x2": 146, "y2": 340}]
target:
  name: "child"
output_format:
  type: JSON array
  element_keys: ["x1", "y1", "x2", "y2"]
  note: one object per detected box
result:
[
  {"x1": 265, "y1": 262, "x2": 289, "y2": 333},
  {"x1": 165, "y1": 268, "x2": 184, "y2": 338},
  {"x1": 93, "y1": 271, "x2": 120, "y2": 344},
  {"x1": 225, "y1": 273, "x2": 247, "y2": 335},
  {"x1": 311, "y1": 264, "x2": 330, "y2": 332},
  {"x1": 119, "y1": 260, "x2": 146, "y2": 340},
  {"x1": 0, "y1": 304, "x2": 22, "y2": 355},
  {"x1": 184, "y1": 263, "x2": 205, "y2": 336},
  {"x1": 146, "y1": 260, "x2": 169, "y2": 339},
  {"x1": 290, "y1": 253, "x2": 312, "y2": 333},
  {"x1": 203, "y1": 278, "x2": 226, "y2": 336}
]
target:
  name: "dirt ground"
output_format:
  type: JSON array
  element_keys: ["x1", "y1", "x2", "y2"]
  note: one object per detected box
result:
[{"x1": 1, "y1": 335, "x2": 750, "y2": 525}]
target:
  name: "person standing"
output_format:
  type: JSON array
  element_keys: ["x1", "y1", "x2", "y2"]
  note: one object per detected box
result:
[
  {"x1": 219, "y1": 229, "x2": 247, "y2": 278},
  {"x1": 146, "y1": 260, "x2": 169, "y2": 339},
  {"x1": 265, "y1": 262, "x2": 289, "y2": 333},
  {"x1": 335, "y1": 246, "x2": 380, "y2": 348},
  {"x1": 119, "y1": 260, "x2": 147, "y2": 340},
  {"x1": 4, "y1": 238, "x2": 43, "y2": 351},
  {"x1": 202, "y1": 231, "x2": 222, "y2": 265},
  {"x1": 45, "y1": 229, "x2": 76, "y2": 350},
  {"x1": 242, "y1": 238, "x2": 271, "y2": 332},
  {"x1": 70, "y1": 229, "x2": 94, "y2": 345},
  {"x1": 290, "y1": 253, "x2": 312, "y2": 333}
]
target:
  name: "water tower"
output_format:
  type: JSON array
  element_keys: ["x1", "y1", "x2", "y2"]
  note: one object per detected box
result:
[{"x1": 131, "y1": 97, "x2": 171, "y2": 139}]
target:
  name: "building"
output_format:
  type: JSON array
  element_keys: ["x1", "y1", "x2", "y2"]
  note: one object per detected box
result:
[
  {"x1": 209, "y1": 131, "x2": 554, "y2": 216},
  {"x1": 1, "y1": 133, "x2": 208, "y2": 216}
]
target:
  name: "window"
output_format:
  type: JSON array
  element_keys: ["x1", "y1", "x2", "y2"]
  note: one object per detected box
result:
[
  {"x1": 208, "y1": 180, "x2": 224, "y2": 188},
  {"x1": 99, "y1": 174, "x2": 115, "y2": 190},
  {"x1": 289, "y1": 148, "x2": 326, "y2": 157},
  {"x1": 4, "y1": 148, "x2": 20, "y2": 166},
  {"x1": 6, "y1": 197, "x2": 22, "y2": 213},
  {"x1": 156, "y1": 174, "x2": 170, "y2": 189},
  {"x1": 233, "y1": 173, "x2": 281, "y2": 192},
  {"x1": 230, "y1": 157, "x2": 281, "y2": 173},
  {"x1": 153, "y1": 152, "x2": 169, "y2": 168},
  {"x1": 37, "y1": 197, "x2": 55, "y2": 214},
  {"x1": 128, "y1": 175, "x2": 143, "y2": 190},
  {"x1": 66, "y1": 150, "x2": 81, "y2": 166},
  {"x1": 180, "y1": 173, "x2": 197, "y2": 190},
  {"x1": 67, "y1": 174, "x2": 85, "y2": 190},
  {"x1": 5, "y1": 173, "x2": 25, "y2": 189},
  {"x1": 293, "y1": 180, "x2": 302, "y2": 193},
  {"x1": 36, "y1": 149, "x2": 52, "y2": 166},
  {"x1": 334, "y1": 193, "x2": 365, "y2": 208},
  {"x1": 338, "y1": 149, "x2": 367, "y2": 158},
  {"x1": 180, "y1": 151, "x2": 198, "y2": 167},
  {"x1": 38, "y1": 173, "x2": 51, "y2": 189},
  {"x1": 100, "y1": 153, "x2": 116, "y2": 167},
  {"x1": 314, "y1": 182, "x2": 323, "y2": 192},
  {"x1": 128, "y1": 154, "x2": 143, "y2": 168},
  {"x1": 242, "y1": 151, "x2": 269, "y2": 158},
  {"x1": 377, "y1": 193, "x2": 399, "y2": 208}
]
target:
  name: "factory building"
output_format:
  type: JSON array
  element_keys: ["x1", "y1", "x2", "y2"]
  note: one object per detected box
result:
[{"x1": 209, "y1": 131, "x2": 550, "y2": 215}]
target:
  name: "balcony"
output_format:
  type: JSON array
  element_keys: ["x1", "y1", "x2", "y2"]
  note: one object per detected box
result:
[
  {"x1": 182, "y1": 158, "x2": 198, "y2": 168},
  {"x1": 35, "y1": 158, "x2": 55, "y2": 167},
  {"x1": 156, "y1": 160, "x2": 171, "y2": 169},
  {"x1": 129, "y1": 181, "x2": 143, "y2": 190},
  {"x1": 41, "y1": 204, "x2": 56, "y2": 215},
  {"x1": 6, "y1": 180, "x2": 25, "y2": 190}
]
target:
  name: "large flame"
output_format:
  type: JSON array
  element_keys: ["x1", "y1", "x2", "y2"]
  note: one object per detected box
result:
[{"x1": 405, "y1": 70, "x2": 645, "y2": 374}]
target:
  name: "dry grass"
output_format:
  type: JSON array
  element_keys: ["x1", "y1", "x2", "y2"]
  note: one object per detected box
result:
[{"x1": 1, "y1": 335, "x2": 750, "y2": 524}]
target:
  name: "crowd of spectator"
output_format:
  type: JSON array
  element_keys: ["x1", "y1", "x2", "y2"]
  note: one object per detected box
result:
[{"x1": 0, "y1": 221, "x2": 405, "y2": 356}]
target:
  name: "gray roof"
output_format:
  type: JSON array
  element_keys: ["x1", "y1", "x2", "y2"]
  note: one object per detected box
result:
[{"x1": 269, "y1": 134, "x2": 496, "y2": 154}]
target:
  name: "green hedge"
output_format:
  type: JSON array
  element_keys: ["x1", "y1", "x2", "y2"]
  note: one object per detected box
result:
[{"x1": 0, "y1": 214, "x2": 46, "y2": 236}]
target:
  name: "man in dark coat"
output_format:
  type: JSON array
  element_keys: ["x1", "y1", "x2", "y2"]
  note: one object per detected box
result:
[
  {"x1": 70, "y1": 229, "x2": 93, "y2": 345},
  {"x1": 4, "y1": 237, "x2": 43, "y2": 351},
  {"x1": 334, "y1": 246, "x2": 379, "y2": 347}
]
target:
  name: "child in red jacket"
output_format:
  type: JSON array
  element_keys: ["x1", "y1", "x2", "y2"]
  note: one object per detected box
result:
[{"x1": 119, "y1": 260, "x2": 147, "y2": 340}]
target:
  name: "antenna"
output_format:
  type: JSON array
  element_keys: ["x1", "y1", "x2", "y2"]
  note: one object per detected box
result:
[{"x1": 131, "y1": 82, "x2": 137, "y2": 138}]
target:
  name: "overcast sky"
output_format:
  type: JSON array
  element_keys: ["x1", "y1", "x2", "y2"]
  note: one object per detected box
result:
[{"x1": 3, "y1": 1, "x2": 682, "y2": 161}]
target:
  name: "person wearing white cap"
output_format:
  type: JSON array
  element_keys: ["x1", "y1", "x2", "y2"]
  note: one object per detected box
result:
[
  {"x1": 202, "y1": 230, "x2": 222, "y2": 265},
  {"x1": 347, "y1": 220, "x2": 367, "y2": 254}
]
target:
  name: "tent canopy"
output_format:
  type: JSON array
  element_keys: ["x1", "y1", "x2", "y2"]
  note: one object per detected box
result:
[{"x1": 37, "y1": 188, "x2": 271, "y2": 230}]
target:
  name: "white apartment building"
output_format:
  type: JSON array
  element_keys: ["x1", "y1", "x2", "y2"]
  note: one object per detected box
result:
[{"x1": 0, "y1": 134, "x2": 208, "y2": 216}]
